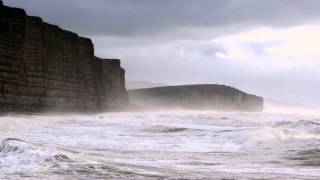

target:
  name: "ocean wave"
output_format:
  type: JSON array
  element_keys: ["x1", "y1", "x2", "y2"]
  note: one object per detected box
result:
[
  {"x1": 1, "y1": 112, "x2": 320, "y2": 179},
  {"x1": 288, "y1": 148, "x2": 320, "y2": 166},
  {"x1": 0, "y1": 138, "x2": 29, "y2": 154},
  {"x1": 276, "y1": 119, "x2": 320, "y2": 127},
  {"x1": 273, "y1": 119, "x2": 320, "y2": 134},
  {"x1": 0, "y1": 138, "x2": 168, "y2": 179},
  {"x1": 144, "y1": 125, "x2": 201, "y2": 133},
  {"x1": 0, "y1": 138, "x2": 73, "y2": 174}
]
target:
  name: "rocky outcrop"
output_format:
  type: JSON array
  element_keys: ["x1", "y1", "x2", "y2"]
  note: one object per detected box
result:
[
  {"x1": 0, "y1": 2, "x2": 128, "y2": 112},
  {"x1": 129, "y1": 85, "x2": 263, "y2": 111}
]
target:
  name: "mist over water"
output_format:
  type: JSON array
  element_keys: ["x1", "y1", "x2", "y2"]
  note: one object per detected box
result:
[{"x1": 0, "y1": 108, "x2": 320, "y2": 179}]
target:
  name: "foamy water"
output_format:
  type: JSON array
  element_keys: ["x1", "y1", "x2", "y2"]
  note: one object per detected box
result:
[{"x1": 0, "y1": 111, "x2": 320, "y2": 179}]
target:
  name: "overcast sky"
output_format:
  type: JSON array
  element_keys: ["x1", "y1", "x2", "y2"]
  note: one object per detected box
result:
[{"x1": 4, "y1": 0, "x2": 320, "y2": 107}]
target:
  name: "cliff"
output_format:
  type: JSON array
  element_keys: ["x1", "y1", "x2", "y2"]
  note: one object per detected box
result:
[
  {"x1": 129, "y1": 85, "x2": 263, "y2": 111},
  {"x1": 0, "y1": 2, "x2": 128, "y2": 112}
]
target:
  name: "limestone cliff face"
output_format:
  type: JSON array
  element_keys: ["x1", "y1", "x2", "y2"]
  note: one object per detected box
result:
[
  {"x1": 0, "y1": 2, "x2": 128, "y2": 112},
  {"x1": 129, "y1": 85, "x2": 264, "y2": 112}
]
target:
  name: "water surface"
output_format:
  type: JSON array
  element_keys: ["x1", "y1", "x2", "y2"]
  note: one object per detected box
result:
[{"x1": 0, "y1": 111, "x2": 320, "y2": 179}]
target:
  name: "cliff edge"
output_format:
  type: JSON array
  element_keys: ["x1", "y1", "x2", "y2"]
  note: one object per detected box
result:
[
  {"x1": 129, "y1": 85, "x2": 263, "y2": 111},
  {"x1": 0, "y1": 1, "x2": 128, "y2": 112}
]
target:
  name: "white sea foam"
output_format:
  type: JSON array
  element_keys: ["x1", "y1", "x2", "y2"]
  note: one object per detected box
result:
[{"x1": 0, "y1": 111, "x2": 319, "y2": 179}]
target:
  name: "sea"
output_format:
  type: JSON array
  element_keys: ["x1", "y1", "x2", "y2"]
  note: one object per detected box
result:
[{"x1": 0, "y1": 106, "x2": 320, "y2": 179}]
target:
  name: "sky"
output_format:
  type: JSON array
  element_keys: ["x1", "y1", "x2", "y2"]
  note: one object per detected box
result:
[{"x1": 4, "y1": 0, "x2": 320, "y2": 107}]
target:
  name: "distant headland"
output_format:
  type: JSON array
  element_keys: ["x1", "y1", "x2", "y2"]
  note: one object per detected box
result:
[{"x1": 129, "y1": 85, "x2": 263, "y2": 111}]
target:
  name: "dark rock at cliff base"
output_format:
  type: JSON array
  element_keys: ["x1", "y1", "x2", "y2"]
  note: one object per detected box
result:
[
  {"x1": 0, "y1": 3, "x2": 128, "y2": 112},
  {"x1": 128, "y1": 85, "x2": 263, "y2": 112}
]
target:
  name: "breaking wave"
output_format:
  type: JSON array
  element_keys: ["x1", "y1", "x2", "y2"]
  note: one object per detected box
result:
[
  {"x1": 0, "y1": 138, "x2": 72, "y2": 166},
  {"x1": 144, "y1": 125, "x2": 201, "y2": 133},
  {"x1": 0, "y1": 111, "x2": 320, "y2": 179},
  {"x1": 286, "y1": 148, "x2": 320, "y2": 168}
]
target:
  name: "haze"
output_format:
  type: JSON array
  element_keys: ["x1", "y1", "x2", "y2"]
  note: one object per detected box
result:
[{"x1": 5, "y1": 0, "x2": 320, "y2": 108}]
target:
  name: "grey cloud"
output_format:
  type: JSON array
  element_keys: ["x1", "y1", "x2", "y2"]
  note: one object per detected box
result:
[
  {"x1": 4, "y1": 0, "x2": 320, "y2": 37},
  {"x1": 91, "y1": 35, "x2": 320, "y2": 107}
]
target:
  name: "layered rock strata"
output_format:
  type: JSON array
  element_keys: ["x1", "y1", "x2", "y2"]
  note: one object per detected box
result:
[{"x1": 0, "y1": 1, "x2": 128, "y2": 112}]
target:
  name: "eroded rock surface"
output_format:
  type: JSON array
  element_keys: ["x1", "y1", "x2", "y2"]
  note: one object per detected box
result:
[{"x1": 0, "y1": 2, "x2": 128, "y2": 112}]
